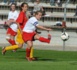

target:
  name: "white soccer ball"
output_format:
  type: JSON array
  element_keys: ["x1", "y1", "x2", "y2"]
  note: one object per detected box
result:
[{"x1": 61, "y1": 32, "x2": 69, "y2": 41}]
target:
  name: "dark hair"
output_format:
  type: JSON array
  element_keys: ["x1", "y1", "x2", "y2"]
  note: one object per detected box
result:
[
  {"x1": 20, "y1": 3, "x2": 28, "y2": 11},
  {"x1": 35, "y1": 11, "x2": 42, "y2": 15},
  {"x1": 10, "y1": 3, "x2": 16, "y2": 10}
]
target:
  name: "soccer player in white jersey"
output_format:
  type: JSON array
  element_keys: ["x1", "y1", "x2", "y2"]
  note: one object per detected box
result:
[
  {"x1": 6, "y1": 3, "x2": 18, "y2": 47},
  {"x1": 22, "y1": 11, "x2": 52, "y2": 61}
]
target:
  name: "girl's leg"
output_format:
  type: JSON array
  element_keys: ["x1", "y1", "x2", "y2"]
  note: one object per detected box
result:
[
  {"x1": 34, "y1": 34, "x2": 51, "y2": 43},
  {"x1": 6, "y1": 34, "x2": 16, "y2": 45},
  {"x1": 2, "y1": 43, "x2": 23, "y2": 55},
  {"x1": 26, "y1": 41, "x2": 33, "y2": 61}
]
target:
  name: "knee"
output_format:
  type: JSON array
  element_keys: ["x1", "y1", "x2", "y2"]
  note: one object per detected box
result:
[
  {"x1": 27, "y1": 43, "x2": 33, "y2": 48},
  {"x1": 6, "y1": 35, "x2": 14, "y2": 40},
  {"x1": 34, "y1": 35, "x2": 40, "y2": 40},
  {"x1": 6, "y1": 36, "x2": 10, "y2": 40},
  {"x1": 36, "y1": 36, "x2": 40, "y2": 40}
]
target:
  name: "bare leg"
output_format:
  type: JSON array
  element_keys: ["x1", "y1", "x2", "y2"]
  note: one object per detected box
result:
[{"x1": 6, "y1": 34, "x2": 16, "y2": 45}]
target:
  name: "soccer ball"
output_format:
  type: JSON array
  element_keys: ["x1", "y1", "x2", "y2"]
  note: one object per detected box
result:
[{"x1": 61, "y1": 32, "x2": 69, "y2": 41}]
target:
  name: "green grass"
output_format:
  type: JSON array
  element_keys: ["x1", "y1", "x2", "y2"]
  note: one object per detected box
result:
[{"x1": 0, "y1": 47, "x2": 77, "y2": 70}]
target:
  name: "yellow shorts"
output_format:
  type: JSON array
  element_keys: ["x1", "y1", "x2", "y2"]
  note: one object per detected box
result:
[{"x1": 15, "y1": 29, "x2": 24, "y2": 44}]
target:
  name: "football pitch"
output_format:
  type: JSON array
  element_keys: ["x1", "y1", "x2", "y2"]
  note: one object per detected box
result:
[{"x1": 0, "y1": 47, "x2": 77, "y2": 70}]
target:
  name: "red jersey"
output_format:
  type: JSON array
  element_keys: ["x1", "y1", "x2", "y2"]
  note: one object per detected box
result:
[{"x1": 16, "y1": 11, "x2": 28, "y2": 30}]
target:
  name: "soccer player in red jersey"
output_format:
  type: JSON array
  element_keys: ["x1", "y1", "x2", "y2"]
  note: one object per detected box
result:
[
  {"x1": 2, "y1": 3, "x2": 35, "y2": 59},
  {"x1": 2, "y1": 3, "x2": 28, "y2": 53}
]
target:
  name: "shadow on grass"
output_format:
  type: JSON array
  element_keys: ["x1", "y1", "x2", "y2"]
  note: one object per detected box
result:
[
  {"x1": 16, "y1": 50, "x2": 25, "y2": 52},
  {"x1": 34, "y1": 57, "x2": 57, "y2": 62},
  {"x1": 70, "y1": 62, "x2": 77, "y2": 65}
]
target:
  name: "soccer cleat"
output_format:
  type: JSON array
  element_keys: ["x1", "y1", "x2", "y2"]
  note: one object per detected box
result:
[
  {"x1": 26, "y1": 56, "x2": 33, "y2": 61},
  {"x1": 30, "y1": 57, "x2": 37, "y2": 61},
  {"x1": 12, "y1": 49, "x2": 17, "y2": 52},
  {"x1": 30, "y1": 57, "x2": 36, "y2": 60},
  {"x1": 2, "y1": 47, "x2": 6, "y2": 55},
  {"x1": 48, "y1": 34, "x2": 51, "y2": 40},
  {"x1": 48, "y1": 34, "x2": 51, "y2": 43},
  {"x1": 26, "y1": 57, "x2": 37, "y2": 61}
]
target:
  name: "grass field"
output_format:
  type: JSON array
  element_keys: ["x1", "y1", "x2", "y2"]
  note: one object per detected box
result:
[{"x1": 0, "y1": 47, "x2": 77, "y2": 70}]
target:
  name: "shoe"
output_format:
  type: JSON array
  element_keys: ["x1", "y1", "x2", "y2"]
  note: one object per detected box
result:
[
  {"x1": 30, "y1": 57, "x2": 37, "y2": 61},
  {"x1": 48, "y1": 34, "x2": 51, "y2": 43},
  {"x1": 48, "y1": 34, "x2": 51, "y2": 40},
  {"x1": 26, "y1": 56, "x2": 32, "y2": 61},
  {"x1": 31, "y1": 57, "x2": 38, "y2": 61},
  {"x1": 2, "y1": 47, "x2": 6, "y2": 55},
  {"x1": 12, "y1": 49, "x2": 17, "y2": 52}
]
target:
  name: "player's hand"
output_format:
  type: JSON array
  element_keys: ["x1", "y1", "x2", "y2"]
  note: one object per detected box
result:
[
  {"x1": 9, "y1": 19, "x2": 15, "y2": 23},
  {"x1": 6, "y1": 20, "x2": 11, "y2": 26},
  {"x1": 47, "y1": 28, "x2": 52, "y2": 31}
]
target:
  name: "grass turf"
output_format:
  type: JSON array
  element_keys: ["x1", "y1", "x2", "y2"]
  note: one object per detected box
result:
[{"x1": 0, "y1": 47, "x2": 77, "y2": 70}]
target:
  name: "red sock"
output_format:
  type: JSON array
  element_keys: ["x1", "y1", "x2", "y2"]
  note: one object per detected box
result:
[
  {"x1": 39, "y1": 37, "x2": 50, "y2": 43},
  {"x1": 26, "y1": 48, "x2": 31, "y2": 57},
  {"x1": 8, "y1": 39, "x2": 16, "y2": 45}
]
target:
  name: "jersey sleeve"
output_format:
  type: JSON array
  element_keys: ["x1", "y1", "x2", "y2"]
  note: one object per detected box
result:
[
  {"x1": 31, "y1": 17, "x2": 39, "y2": 26},
  {"x1": 32, "y1": 21, "x2": 39, "y2": 26},
  {"x1": 16, "y1": 12, "x2": 24, "y2": 24}
]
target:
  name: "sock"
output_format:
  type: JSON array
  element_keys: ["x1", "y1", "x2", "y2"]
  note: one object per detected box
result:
[
  {"x1": 30, "y1": 47, "x2": 33, "y2": 58},
  {"x1": 5, "y1": 45, "x2": 19, "y2": 51},
  {"x1": 39, "y1": 37, "x2": 50, "y2": 43},
  {"x1": 8, "y1": 39, "x2": 16, "y2": 45},
  {"x1": 26, "y1": 48, "x2": 31, "y2": 57}
]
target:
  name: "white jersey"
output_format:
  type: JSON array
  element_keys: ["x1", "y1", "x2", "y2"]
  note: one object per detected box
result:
[
  {"x1": 23, "y1": 17, "x2": 39, "y2": 33},
  {"x1": 8, "y1": 11, "x2": 19, "y2": 32}
]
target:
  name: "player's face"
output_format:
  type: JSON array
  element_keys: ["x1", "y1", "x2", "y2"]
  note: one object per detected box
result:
[
  {"x1": 36, "y1": 12, "x2": 42, "y2": 20},
  {"x1": 22, "y1": 4, "x2": 28, "y2": 12},
  {"x1": 11, "y1": 5, "x2": 16, "y2": 11}
]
